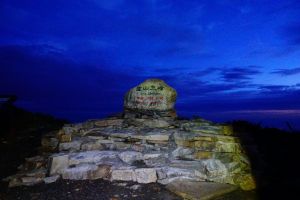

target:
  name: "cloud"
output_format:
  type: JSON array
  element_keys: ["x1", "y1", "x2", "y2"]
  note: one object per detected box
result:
[
  {"x1": 1, "y1": 43, "x2": 300, "y2": 130},
  {"x1": 226, "y1": 109, "x2": 300, "y2": 116},
  {"x1": 177, "y1": 86, "x2": 300, "y2": 114},
  {"x1": 189, "y1": 67, "x2": 220, "y2": 77},
  {"x1": 219, "y1": 66, "x2": 261, "y2": 82},
  {"x1": 0, "y1": 0, "x2": 208, "y2": 68},
  {"x1": 259, "y1": 85, "x2": 291, "y2": 91},
  {"x1": 272, "y1": 67, "x2": 300, "y2": 76},
  {"x1": 152, "y1": 66, "x2": 262, "y2": 83}
]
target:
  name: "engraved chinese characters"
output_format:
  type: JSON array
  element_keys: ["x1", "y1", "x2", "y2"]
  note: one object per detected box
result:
[{"x1": 124, "y1": 79, "x2": 177, "y2": 116}]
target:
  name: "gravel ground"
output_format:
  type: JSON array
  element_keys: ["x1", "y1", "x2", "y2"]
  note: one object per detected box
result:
[{"x1": 0, "y1": 179, "x2": 181, "y2": 200}]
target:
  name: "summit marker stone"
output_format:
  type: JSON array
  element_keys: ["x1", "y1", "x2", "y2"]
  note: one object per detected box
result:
[{"x1": 124, "y1": 79, "x2": 177, "y2": 117}]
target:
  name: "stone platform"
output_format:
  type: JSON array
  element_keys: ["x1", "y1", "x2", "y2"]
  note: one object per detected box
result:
[
  {"x1": 4, "y1": 117, "x2": 256, "y2": 195},
  {"x1": 3, "y1": 79, "x2": 257, "y2": 200}
]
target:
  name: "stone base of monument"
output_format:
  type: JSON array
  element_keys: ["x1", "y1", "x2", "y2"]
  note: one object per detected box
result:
[
  {"x1": 124, "y1": 108, "x2": 177, "y2": 119},
  {"x1": 3, "y1": 79, "x2": 257, "y2": 199},
  {"x1": 3, "y1": 116, "x2": 256, "y2": 199}
]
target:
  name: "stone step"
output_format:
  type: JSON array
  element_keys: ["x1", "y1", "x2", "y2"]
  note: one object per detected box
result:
[{"x1": 166, "y1": 179, "x2": 238, "y2": 200}]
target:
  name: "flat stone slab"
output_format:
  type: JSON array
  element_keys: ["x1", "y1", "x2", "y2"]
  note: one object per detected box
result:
[
  {"x1": 174, "y1": 131, "x2": 239, "y2": 143},
  {"x1": 62, "y1": 164, "x2": 110, "y2": 180},
  {"x1": 49, "y1": 154, "x2": 69, "y2": 176},
  {"x1": 135, "y1": 168, "x2": 157, "y2": 183},
  {"x1": 69, "y1": 150, "x2": 119, "y2": 165},
  {"x1": 111, "y1": 168, "x2": 136, "y2": 181},
  {"x1": 166, "y1": 180, "x2": 238, "y2": 200},
  {"x1": 43, "y1": 175, "x2": 60, "y2": 184}
]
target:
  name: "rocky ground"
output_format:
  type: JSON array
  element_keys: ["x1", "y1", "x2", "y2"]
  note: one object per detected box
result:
[
  {"x1": 0, "y1": 179, "x2": 258, "y2": 200},
  {"x1": 0, "y1": 179, "x2": 182, "y2": 200}
]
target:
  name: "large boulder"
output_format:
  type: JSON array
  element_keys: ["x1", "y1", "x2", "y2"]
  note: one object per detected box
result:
[{"x1": 124, "y1": 79, "x2": 177, "y2": 117}]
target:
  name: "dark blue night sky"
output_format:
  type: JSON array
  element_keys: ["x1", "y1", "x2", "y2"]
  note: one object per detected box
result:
[{"x1": 1, "y1": 0, "x2": 300, "y2": 129}]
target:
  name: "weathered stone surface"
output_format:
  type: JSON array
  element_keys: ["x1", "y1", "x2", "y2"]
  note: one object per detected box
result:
[
  {"x1": 24, "y1": 156, "x2": 46, "y2": 170},
  {"x1": 87, "y1": 135, "x2": 106, "y2": 140},
  {"x1": 135, "y1": 168, "x2": 157, "y2": 183},
  {"x1": 113, "y1": 142, "x2": 132, "y2": 150},
  {"x1": 111, "y1": 168, "x2": 136, "y2": 181},
  {"x1": 143, "y1": 153, "x2": 165, "y2": 160},
  {"x1": 12, "y1": 169, "x2": 48, "y2": 186},
  {"x1": 222, "y1": 125, "x2": 234, "y2": 135},
  {"x1": 25, "y1": 168, "x2": 47, "y2": 178},
  {"x1": 62, "y1": 164, "x2": 98, "y2": 180},
  {"x1": 143, "y1": 154, "x2": 169, "y2": 167},
  {"x1": 233, "y1": 173, "x2": 256, "y2": 191},
  {"x1": 41, "y1": 132, "x2": 59, "y2": 151},
  {"x1": 118, "y1": 151, "x2": 143, "y2": 164},
  {"x1": 81, "y1": 141, "x2": 104, "y2": 151},
  {"x1": 130, "y1": 130, "x2": 170, "y2": 142},
  {"x1": 8, "y1": 176, "x2": 23, "y2": 187},
  {"x1": 130, "y1": 184, "x2": 141, "y2": 190},
  {"x1": 59, "y1": 134, "x2": 72, "y2": 143},
  {"x1": 174, "y1": 131, "x2": 238, "y2": 144},
  {"x1": 172, "y1": 147, "x2": 194, "y2": 159},
  {"x1": 43, "y1": 175, "x2": 60, "y2": 184},
  {"x1": 180, "y1": 120, "x2": 234, "y2": 136},
  {"x1": 166, "y1": 159, "x2": 229, "y2": 182},
  {"x1": 94, "y1": 119, "x2": 124, "y2": 127},
  {"x1": 49, "y1": 154, "x2": 69, "y2": 176},
  {"x1": 157, "y1": 166, "x2": 201, "y2": 185},
  {"x1": 69, "y1": 151, "x2": 118, "y2": 166},
  {"x1": 131, "y1": 118, "x2": 171, "y2": 128},
  {"x1": 95, "y1": 164, "x2": 112, "y2": 179},
  {"x1": 166, "y1": 179, "x2": 238, "y2": 200},
  {"x1": 203, "y1": 159, "x2": 228, "y2": 178},
  {"x1": 62, "y1": 125, "x2": 77, "y2": 134},
  {"x1": 124, "y1": 79, "x2": 177, "y2": 116},
  {"x1": 62, "y1": 164, "x2": 110, "y2": 180},
  {"x1": 59, "y1": 140, "x2": 81, "y2": 152},
  {"x1": 21, "y1": 177, "x2": 44, "y2": 186},
  {"x1": 174, "y1": 131, "x2": 241, "y2": 154}
]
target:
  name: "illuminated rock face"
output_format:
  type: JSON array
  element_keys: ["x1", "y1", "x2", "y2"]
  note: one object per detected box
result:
[{"x1": 124, "y1": 79, "x2": 177, "y2": 117}]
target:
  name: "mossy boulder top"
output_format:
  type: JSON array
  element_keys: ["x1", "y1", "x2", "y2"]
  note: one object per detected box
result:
[{"x1": 124, "y1": 79, "x2": 177, "y2": 111}]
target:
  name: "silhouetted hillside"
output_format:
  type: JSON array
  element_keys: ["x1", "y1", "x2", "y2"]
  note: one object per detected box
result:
[
  {"x1": 0, "y1": 104, "x2": 68, "y2": 138},
  {"x1": 0, "y1": 105, "x2": 67, "y2": 180},
  {"x1": 230, "y1": 120, "x2": 300, "y2": 199}
]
